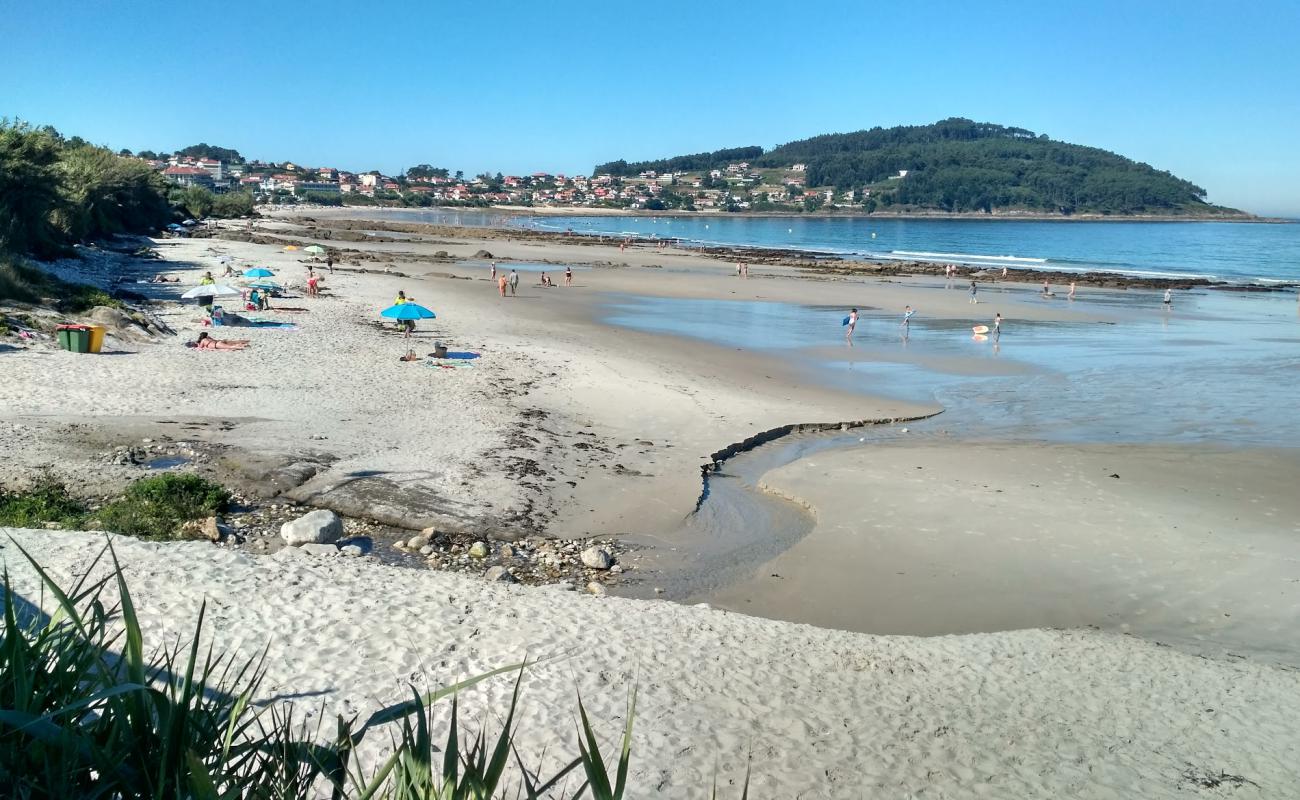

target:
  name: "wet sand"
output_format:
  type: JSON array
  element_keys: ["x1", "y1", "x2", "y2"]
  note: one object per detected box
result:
[{"x1": 707, "y1": 440, "x2": 1300, "y2": 664}]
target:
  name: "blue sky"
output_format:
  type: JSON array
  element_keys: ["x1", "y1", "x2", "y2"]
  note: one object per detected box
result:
[{"x1": 3, "y1": 0, "x2": 1298, "y2": 215}]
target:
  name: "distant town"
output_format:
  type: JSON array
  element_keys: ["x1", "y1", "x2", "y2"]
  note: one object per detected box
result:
[{"x1": 148, "y1": 149, "x2": 868, "y2": 213}]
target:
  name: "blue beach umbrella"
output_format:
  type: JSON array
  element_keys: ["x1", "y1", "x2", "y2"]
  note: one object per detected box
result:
[
  {"x1": 243, "y1": 268, "x2": 275, "y2": 278},
  {"x1": 380, "y1": 303, "x2": 437, "y2": 320}
]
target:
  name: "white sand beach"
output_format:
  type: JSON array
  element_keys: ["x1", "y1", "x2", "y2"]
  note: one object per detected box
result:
[
  {"x1": 4, "y1": 528, "x2": 1299, "y2": 799},
  {"x1": 3, "y1": 215, "x2": 1300, "y2": 797}
]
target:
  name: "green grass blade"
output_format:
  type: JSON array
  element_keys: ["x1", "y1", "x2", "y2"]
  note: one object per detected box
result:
[
  {"x1": 613, "y1": 685, "x2": 636, "y2": 798},
  {"x1": 576, "y1": 695, "x2": 612, "y2": 799},
  {"x1": 106, "y1": 539, "x2": 145, "y2": 687},
  {"x1": 359, "y1": 661, "x2": 525, "y2": 734},
  {"x1": 184, "y1": 749, "x2": 219, "y2": 800}
]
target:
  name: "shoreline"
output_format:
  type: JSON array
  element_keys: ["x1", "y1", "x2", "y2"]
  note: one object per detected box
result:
[
  {"x1": 4, "y1": 213, "x2": 1299, "y2": 660},
  {"x1": 367, "y1": 203, "x2": 1285, "y2": 223},
  {"x1": 281, "y1": 210, "x2": 1300, "y2": 290}
]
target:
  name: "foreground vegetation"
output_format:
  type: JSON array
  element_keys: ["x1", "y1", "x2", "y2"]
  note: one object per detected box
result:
[
  {"x1": 0, "y1": 472, "x2": 229, "y2": 540},
  {"x1": 0, "y1": 542, "x2": 747, "y2": 798}
]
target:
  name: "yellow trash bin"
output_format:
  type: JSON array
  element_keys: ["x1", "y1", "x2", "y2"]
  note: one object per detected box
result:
[{"x1": 86, "y1": 325, "x2": 106, "y2": 353}]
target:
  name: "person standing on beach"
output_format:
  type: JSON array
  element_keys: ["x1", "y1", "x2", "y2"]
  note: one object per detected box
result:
[
  {"x1": 901, "y1": 305, "x2": 914, "y2": 337},
  {"x1": 1042, "y1": 279, "x2": 1051, "y2": 296},
  {"x1": 845, "y1": 308, "x2": 858, "y2": 341},
  {"x1": 326, "y1": 253, "x2": 335, "y2": 274},
  {"x1": 564, "y1": 266, "x2": 572, "y2": 286},
  {"x1": 498, "y1": 275, "x2": 508, "y2": 297},
  {"x1": 993, "y1": 313, "x2": 1002, "y2": 340},
  {"x1": 1068, "y1": 281, "x2": 1076, "y2": 301},
  {"x1": 969, "y1": 281, "x2": 979, "y2": 304},
  {"x1": 509, "y1": 269, "x2": 519, "y2": 295},
  {"x1": 1163, "y1": 288, "x2": 1172, "y2": 311},
  {"x1": 490, "y1": 262, "x2": 497, "y2": 282}
]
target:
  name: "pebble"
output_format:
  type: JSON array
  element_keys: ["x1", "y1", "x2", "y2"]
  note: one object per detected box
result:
[
  {"x1": 484, "y1": 566, "x2": 517, "y2": 583},
  {"x1": 468, "y1": 541, "x2": 490, "y2": 558},
  {"x1": 298, "y1": 543, "x2": 340, "y2": 557},
  {"x1": 580, "y1": 546, "x2": 614, "y2": 570},
  {"x1": 340, "y1": 544, "x2": 364, "y2": 557},
  {"x1": 586, "y1": 581, "x2": 607, "y2": 596}
]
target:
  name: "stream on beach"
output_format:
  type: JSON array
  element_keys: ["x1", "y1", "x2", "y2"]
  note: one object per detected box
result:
[{"x1": 603, "y1": 285, "x2": 1300, "y2": 655}]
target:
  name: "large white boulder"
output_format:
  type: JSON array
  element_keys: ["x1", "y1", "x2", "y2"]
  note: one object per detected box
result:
[{"x1": 280, "y1": 509, "x2": 343, "y2": 546}]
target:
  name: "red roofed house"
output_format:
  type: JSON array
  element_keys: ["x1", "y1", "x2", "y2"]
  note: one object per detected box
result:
[{"x1": 163, "y1": 166, "x2": 214, "y2": 188}]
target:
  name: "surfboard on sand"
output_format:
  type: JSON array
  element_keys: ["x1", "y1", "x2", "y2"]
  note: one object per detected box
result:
[{"x1": 972, "y1": 325, "x2": 990, "y2": 334}]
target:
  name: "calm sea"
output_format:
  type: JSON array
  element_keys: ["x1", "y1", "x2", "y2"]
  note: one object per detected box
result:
[
  {"x1": 524, "y1": 215, "x2": 1300, "y2": 285},
  {"x1": 337, "y1": 208, "x2": 1300, "y2": 285}
]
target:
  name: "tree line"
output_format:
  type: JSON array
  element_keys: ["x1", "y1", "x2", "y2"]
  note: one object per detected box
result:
[
  {"x1": 594, "y1": 145, "x2": 763, "y2": 177},
  {"x1": 590, "y1": 118, "x2": 1231, "y2": 215},
  {"x1": 0, "y1": 121, "x2": 252, "y2": 261}
]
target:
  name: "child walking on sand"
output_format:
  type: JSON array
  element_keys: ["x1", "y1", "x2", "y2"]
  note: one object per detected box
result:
[
  {"x1": 845, "y1": 308, "x2": 858, "y2": 341},
  {"x1": 901, "y1": 305, "x2": 914, "y2": 336},
  {"x1": 969, "y1": 281, "x2": 978, "y2": 304}
]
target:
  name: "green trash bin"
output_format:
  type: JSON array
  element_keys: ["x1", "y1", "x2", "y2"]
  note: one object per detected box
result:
[{"x1": 55, "y1": 324, "x2": 92, "y2": 353}]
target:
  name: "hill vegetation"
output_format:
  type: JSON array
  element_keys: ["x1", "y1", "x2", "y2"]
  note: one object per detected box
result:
[{"x1": 593, "y1": 118, "x2": 1240, "y2": 216}]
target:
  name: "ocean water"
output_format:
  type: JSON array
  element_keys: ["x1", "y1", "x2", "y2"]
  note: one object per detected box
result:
[
  {"x1": 604, "y1": 289, "x2": 1300, "y2": 447},
  {"x1": 332, "y1": 207, "x2": 1300, "y2": 284},
  {"x1": 526, "y1": 215, "x2": 1300, "y2": 285}
]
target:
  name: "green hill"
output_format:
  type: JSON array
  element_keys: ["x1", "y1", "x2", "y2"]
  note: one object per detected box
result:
[{"x1": 594, "y1": 119, "x2": 1243, "y2": 216}]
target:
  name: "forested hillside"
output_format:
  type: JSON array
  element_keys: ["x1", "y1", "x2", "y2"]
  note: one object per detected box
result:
[
  {"x1": 593, "y1": 119, "x2": 1240, "y2": 216},
  {"x1": 594, "y1": 146, "x2": 763, "y2": 178}
]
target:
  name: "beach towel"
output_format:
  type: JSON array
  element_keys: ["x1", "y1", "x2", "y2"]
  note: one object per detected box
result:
[
  {"x1": 432, "y1": 351, "x2": 481, "y2": 360},
  {"x1": 246, "y1": 317, "x2": 300, "y2": 329}
]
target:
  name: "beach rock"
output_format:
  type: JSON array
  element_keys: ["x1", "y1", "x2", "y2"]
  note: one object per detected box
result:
[
  {"x1": 87, "y1": 305, "x2": 136, "y2": 330},
  {"x1": 554, "y1": 581, "x2": 576, "y2": 591},
  {"x1": 299, "y1": 543, "x2": 340, "y2": 557},
  {"x1": 610, "y1": 564, "x2": 623, "y2": 574},
  {"x1": 586, "y1": 581, "x2": 607, "y2": 596},
  {"x1": 406, "y1": 532, "x2": 432, "y2": 550},
  {"x1": 180, "y1": 515, "x2": 222, "y2": 542},
  {"x1": 473, "y1": 249, "x2": 493, "y2": 259},
  {"x1": 419, "y1": 545, "x2": 434, "y2": 556},
  {"x1": 484, "y1": 566, "x2": 517, "y2": 583},
  {"x1": 340, "y1": 544, "x2": 364, "y2": 557},
  {"x1": 468, "y1": 541, "x2": 490, "y2": 559},
  {"x1": 498, "y1": 543, "x2": 516, "y2": 559},
  {"x1": 580, "y1": 546, "x2": 613, "y2": 570},
  {"x1": 280, "y1": 509, "x2": 343, "y2": 546}
]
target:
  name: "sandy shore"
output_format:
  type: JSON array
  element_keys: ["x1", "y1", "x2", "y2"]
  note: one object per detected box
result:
[
  {"x1": 4, "y1": 528, "x2": 1298, "y2": 798},
  {"x1": 4, "y1": 212, "x2": 1300, "y2": 794},
  {"x1": 707, "y1": 441, "x2": 1300, "y2": 664}
]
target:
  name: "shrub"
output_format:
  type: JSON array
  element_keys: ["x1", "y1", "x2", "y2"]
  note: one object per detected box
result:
[
  {"x1": 0, "y1": 471, "x2": 86, "y2": 527},
  {"x1": 0, "y1": 253, "x2": 122, "y2": 312},
  {"x1": 94, "y1": 473, "x2": 231, "y2": 540}
]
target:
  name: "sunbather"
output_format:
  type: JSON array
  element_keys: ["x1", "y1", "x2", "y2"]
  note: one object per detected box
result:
[{"x1": 188, "y1": 332, "x2": 250, "y2": 350}]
